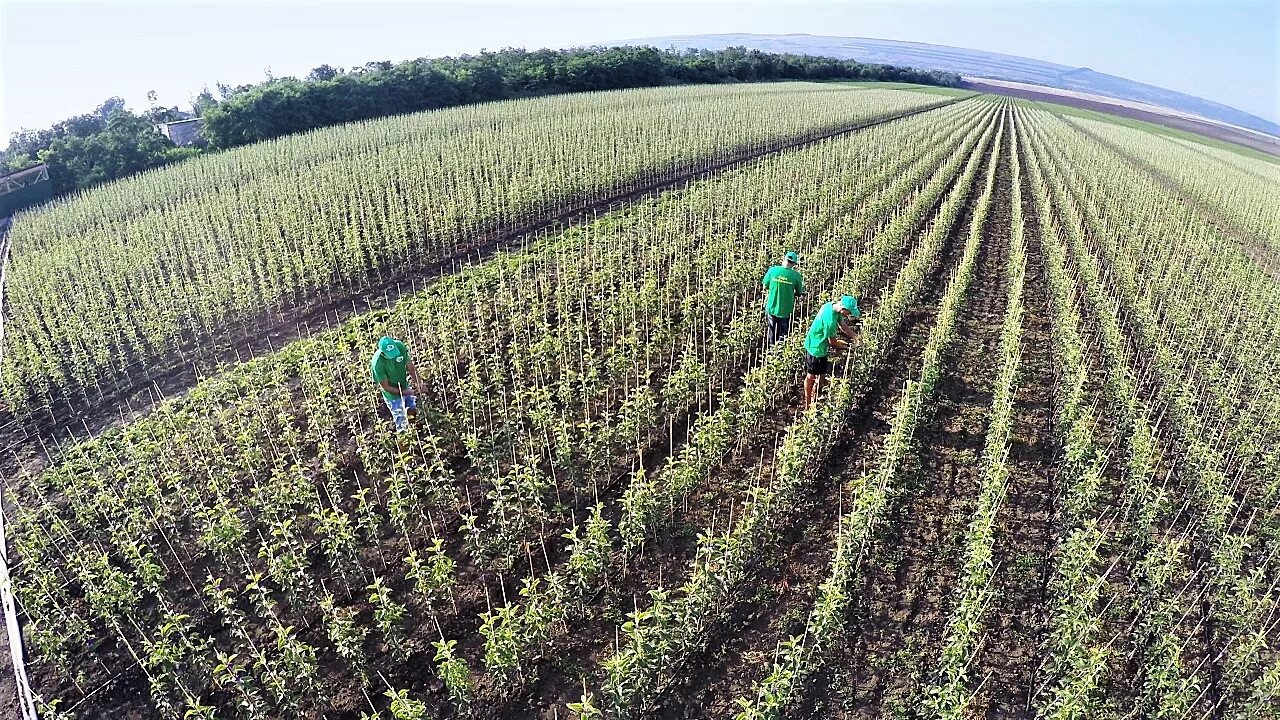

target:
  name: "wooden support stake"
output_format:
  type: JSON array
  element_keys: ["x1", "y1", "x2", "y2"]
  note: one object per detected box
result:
[{"x1": 0, "y1": 488, "x2": 40, "y2": 720}]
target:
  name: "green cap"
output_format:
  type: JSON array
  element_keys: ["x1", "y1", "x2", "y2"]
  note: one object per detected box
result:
[
  {"x1": 378, "y1": 336, "x2": 401, "y2": 360},
  {"x1": 840, "y1": 295, "x2": 859, "y2": 313},
  {"x1": 785, "y1": 251, "x2": 800, "y2": 263}
]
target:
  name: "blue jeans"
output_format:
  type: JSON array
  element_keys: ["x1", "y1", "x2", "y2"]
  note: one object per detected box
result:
[
  {"x1": 384, "y1": 394, "x2": 417, "y2": 431},
  {"x1": 766, "y1": 314, "x2": 791, "y2": 347}
]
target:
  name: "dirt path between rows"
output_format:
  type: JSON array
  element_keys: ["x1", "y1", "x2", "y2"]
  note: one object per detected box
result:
[{"x1": 973, "y1": 114, "x2": 1057, "y2": 720}]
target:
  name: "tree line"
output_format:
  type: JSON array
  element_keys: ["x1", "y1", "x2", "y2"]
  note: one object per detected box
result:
[
  {"x1": 2, "y1": 46, "x2": 960, "y2": 201},
  {"x1": 2, "y1": 97, "x2": 202, "y2": 199}
]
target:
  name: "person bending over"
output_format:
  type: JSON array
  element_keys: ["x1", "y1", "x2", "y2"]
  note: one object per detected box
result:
[{"x1": 802, "y1": 295, "x2": 861, "y2": 410}]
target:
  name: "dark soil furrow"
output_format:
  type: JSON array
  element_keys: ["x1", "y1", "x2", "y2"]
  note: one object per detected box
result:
[
  {"x1": 975, "y1": 115, "x2": 1056, "y2": 720},
  {"x1": 1013, "y1": 110, "x2": 1147, "y2": 717}
]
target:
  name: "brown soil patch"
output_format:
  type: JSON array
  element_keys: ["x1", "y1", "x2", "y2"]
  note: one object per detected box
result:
[{"x1": 973, "y1": 118, "x2": 1056, "y2": 719}]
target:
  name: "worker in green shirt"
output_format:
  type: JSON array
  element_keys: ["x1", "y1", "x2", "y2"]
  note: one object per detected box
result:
[
  {"x1": 371, "y1": 335, "x2": 422, "y2": 431},
  {"x1": 762, "y1": 251, "x2": 805, "y2": 347},
  {"x1": 803, "y1": 295, "x2": 862, "y2": 410}
]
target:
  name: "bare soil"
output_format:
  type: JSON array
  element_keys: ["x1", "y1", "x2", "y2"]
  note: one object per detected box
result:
[{"x1": 973, "y1": 123, "x2": 1056, "y2": 720}]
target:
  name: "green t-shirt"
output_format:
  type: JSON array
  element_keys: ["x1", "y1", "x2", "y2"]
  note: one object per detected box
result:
[
  {"x1": 762, "y1": 265, "x2": 804, "y2": 318},
  {"x1": 804, "y1": 301, "x2": 859, "y2": 358},
  {"x1": 370, "y1": 339, "x2": 411, "y2": 401}
]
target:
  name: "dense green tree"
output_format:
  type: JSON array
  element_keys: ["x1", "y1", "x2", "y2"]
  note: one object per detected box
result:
[
  {"x1": 198, "y1": 46, "x2": 957, "y2": 149},
  {"x1": 306, "y1": 64, "x2": 341, "y2": 82},
  {"x1": 191, "y1": 87, "x2": 219, "y2": 117},
  {"x1": 35, "y1": 109, "x2": 181, "y2": 194}
]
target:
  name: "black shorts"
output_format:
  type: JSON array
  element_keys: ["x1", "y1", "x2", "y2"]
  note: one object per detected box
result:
[{"x1": 805, "y1": 351, "x2": 831, "y2": 376}]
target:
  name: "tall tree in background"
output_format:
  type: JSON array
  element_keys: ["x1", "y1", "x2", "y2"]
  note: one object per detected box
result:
[
  {"x1": 39, "y1": 109, "x2": 191, "y2": 194},
  {"x1": 306, "y1": 64, "x2": 341, "y2": 82},
  {"x1": 191, "y1": 87, "x2": 219, "y2": 117}
]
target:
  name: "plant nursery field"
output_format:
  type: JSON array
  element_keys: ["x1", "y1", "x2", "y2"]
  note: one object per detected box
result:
[{"x1": 0, "y1": 83, "x2": 1277, "y2": 720}]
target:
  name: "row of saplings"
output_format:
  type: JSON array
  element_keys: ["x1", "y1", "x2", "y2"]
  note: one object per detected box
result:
[{"x1": 368, "y1": 251, "x2": 861, "y2": 430}]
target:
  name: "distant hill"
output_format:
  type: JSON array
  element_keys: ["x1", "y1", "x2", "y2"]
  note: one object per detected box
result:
[{"x1": 622, "y1": 34, "x2": 1280, "y2": 137}]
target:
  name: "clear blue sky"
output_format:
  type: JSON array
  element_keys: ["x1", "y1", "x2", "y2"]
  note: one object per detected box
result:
[{"x1": 1, "y1": 0, "x2": 1276, "y2": 139}]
